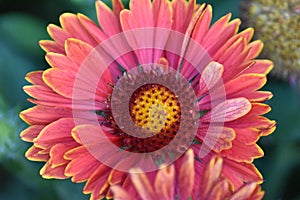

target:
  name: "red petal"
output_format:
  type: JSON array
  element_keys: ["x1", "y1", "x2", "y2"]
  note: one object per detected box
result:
[
  {"x1": 79, "y1": 13, "x2": 138, "y2": 70},
  {"x1": 39, "y1": 40, "x2": 65, "y2": 54},
  {"x1": 40, "y1": 162, "x2": 68, "y2": 179},
  {"x1": 25, "y1": 71, "x2": 47, "y2": 86},
  {"x1": 64, "y1": 146, "x2": 101, "y2": 182},
  {"x1": 48, "y1": 143, "x2": 78, "y2": 168},
  {"x1": 96, "y1": 1, "x2": 122, "y2": 35},
  {"x1": 34, "y1": 118, "x2": 76, "y2": 149},
  {"x1": 153, "y1": 0, "x2": 172, "y2": 28},
  {"x1": 171, "y1": 0, "x2": 195, "y2": 33},
  {"x1": 25, "y1": 146, "x2": 49, "y2": 161},
  {"x1": 65, "y1": 38, "x2": 94, "y2": 66},
  {"x1": 24, "y1": 85, "x2": 69, "y2": 103},
  {"x1": 241, "y1": 59, "x2": 273, "y2": 75},
  {"x1": 130, "y1": 0, "x2": 153, "y2": 27},
  {"x1": 46, "y1": 52, "x2": 78, "y2": 72},
  {"x1": 20, "y1": 105, "x2": 72, "y2": 125},
  {"x1": 200, "y1": 74, "x2": 269, "y2": 107},
  {"x1": 221, "y1": 142, "x2": 264, "y2": 163},
  {"x1": 108, "y1": 169, "x2": 127, "y2": 185},
  {"x1": 112, "y1": 0, "x2": 124, "y2": 16},
  {"x1": 222, "y1": 159, "x2": 263, "y2": 189},
  {"x1": 224, "y1": 74, "x2": 267, "y2": 99},
  {"x1": 83, "y1": 164, "x2": 111, "y2": 195},
  {"x1": 20, "y1": 125, "x2": 45, "y2": 142},
  {"x1": 47, "y1": 24, "x2": 70, "y2": 46},
  {"x1": 59, "y1": 13, "x2": 97, "y2": 47},
  {"x1": 191, "y1": 5, "x2": 212, "y2": 45},
  {"x1": 42, "y1": 68, "x2": 75, "y2": 98},
  {"x1": 247, "y1": 40, "x2": 263, "y2": 60}
]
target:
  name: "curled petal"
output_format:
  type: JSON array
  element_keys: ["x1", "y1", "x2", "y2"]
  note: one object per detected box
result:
[{"x1": 201, "y1": 98, "x2": 252, "y2": 122}]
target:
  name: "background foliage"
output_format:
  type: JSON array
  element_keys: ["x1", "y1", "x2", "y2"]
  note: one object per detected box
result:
[{"x1": 0, "y1": 0, "x2": 299, "y2": 199}]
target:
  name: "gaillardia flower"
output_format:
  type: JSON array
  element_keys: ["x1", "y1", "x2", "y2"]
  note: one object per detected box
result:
[
  {"x1": 112, "y1": 149, "x2": 265, "y2": 200},
  {"x1": 20, "y1": 0, "x2": 275, "y2": 199},
  {"x1": 240, "y1": 0, "x2": 300, "y2": 84}
]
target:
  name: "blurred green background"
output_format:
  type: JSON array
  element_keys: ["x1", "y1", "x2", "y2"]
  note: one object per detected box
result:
[{"x1": 0, "y1": 0, "x2": 299, "y2": 199}]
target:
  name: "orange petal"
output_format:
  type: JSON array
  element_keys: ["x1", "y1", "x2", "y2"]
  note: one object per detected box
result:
[
  {"x1": 20, "y1": 125, "x2": 45, "y2": 142},
  {"x1": 200, "y1": 155, "x2": 223, "y2": 197},
  {"x1": 230, "y1": 128, "x2": 261, "y2": 145},
  {"x1": 111, "y1": 185, "x2": 133, "y2": 200},
  {"x1": 154, "y1": 165, "x2": 175, "y2": 200},
  {"x1": 230, "y1": 182, "x2": 264, "y2": 200},
  {"x1": 129, "y1": 168, "x2": 157, "y2": 200},
  {"x1": 177, "y1": 149, "x2": 194, "y2": 200},
  {"x1": 206, "y1": 178, "x2": 233, "y2": 200}
]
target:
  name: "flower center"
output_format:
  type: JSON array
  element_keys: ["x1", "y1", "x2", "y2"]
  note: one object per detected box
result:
[
  {"x1": 129, "y1": 84, "x2": 181, "y2": 136},
  {"x1": 106, "y1": 67, "x2": 199, "y2": 154}
]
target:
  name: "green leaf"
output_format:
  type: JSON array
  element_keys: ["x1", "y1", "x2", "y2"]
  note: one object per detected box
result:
[
  {"x1": 0, "y1": 13, "x2": 47, "y2": 56},
  {"x1": 0, "y1": 43, "x2": 35, "y2": 106}
]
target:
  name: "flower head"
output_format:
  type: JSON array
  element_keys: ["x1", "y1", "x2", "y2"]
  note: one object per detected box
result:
[
  {"x1": 111, "y1": 149, "x2": 265, "y2": 200},
  {"x1": 240, "y1": 0, "x2": 300, "y2": 85},
  {"x1": 20, "y1": 0, "x2": 275, "y2": 199}
]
